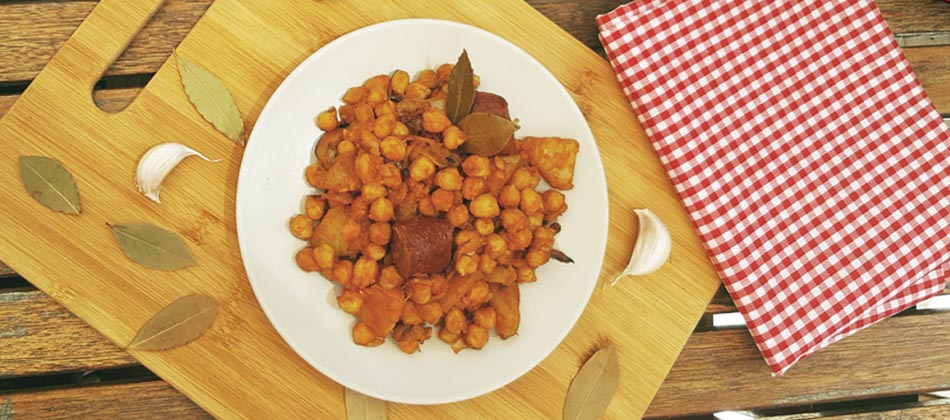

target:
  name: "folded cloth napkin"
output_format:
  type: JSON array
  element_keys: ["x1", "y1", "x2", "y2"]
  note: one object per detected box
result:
[{"x1": 597, "y1": 0, "x2": 950, "y2": 375}]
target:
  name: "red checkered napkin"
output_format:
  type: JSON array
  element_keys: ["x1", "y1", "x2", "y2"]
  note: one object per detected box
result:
[{"x1": 597, "y1": 0, "x2": 950, "y2": 375}]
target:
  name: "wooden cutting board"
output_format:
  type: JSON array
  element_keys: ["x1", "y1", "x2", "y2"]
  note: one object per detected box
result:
[{"x1": 0, "y1": 0, "x2": 720, "y2": 418}]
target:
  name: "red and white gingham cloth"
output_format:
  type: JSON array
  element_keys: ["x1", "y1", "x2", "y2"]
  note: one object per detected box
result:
[{"x1": 597, "y1": 0, "x2": 950, "y2": 375}]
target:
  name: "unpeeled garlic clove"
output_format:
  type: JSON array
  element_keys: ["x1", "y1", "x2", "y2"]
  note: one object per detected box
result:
[
  {"x1": 612, "y1": 208, "x2": 671, "y2": 285},
  {"x1": 136, "y1": 143, "x2": 219, "y2": 203}
]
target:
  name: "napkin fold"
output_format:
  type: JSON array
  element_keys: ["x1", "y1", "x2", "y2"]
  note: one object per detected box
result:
[{"x1": 597, "y1": 0, "x2": 950, "y2": 375}]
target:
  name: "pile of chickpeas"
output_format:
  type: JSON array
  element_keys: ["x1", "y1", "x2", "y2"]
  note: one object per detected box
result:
[{"x1": 289, "y1": 63, "x2": 570, "y2": 354}]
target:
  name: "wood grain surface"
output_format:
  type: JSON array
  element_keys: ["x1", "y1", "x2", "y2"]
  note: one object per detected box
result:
[
  {"x1": 1, "y1": 381, "x2": 210, "y2": 420},
  {"x1": 766, "y1": 399, "x2": 950, "y2": 420},
  {"x1": 0, "y1": 0, "x2": 721, "y2": 419}
]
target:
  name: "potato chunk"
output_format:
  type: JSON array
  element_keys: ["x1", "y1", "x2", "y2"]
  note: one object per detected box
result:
[{"x1": 520, "y1": 137, "x2": 578, "y2": 190}]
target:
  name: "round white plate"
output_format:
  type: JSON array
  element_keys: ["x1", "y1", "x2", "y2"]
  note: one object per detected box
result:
[{"x1": 236, "y1": 19, "x2": 609, "y2": 405}]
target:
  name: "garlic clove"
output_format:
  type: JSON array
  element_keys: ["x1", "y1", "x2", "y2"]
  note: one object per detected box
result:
[
  {"x1": 136, "y1": 143, "x2": 219, "y2": 203},
  {"x1": 611, "y1": 208, "x2": 671, "y2": 285}
]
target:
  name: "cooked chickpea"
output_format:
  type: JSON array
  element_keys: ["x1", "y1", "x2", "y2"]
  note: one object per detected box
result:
[
  {"x1": 374, "y1": 100, "x2": 395, "y2": 118},
  {"x1": 378, "y1": 265, "x2": 403, "y2": 289},
  {"x1": 439, "y1": 125, "x2": 466, "y2": 150},
  {"x1": 528, "y1": 213, "x2": 544, "y2": 230},
  {"x1": 392, "y1": 121, "x2": 410, "y2": 137},
  {"x1": 520, "y1": 188, "x2": 544, "y2": 215},
  {"x1": 405, "y1": 82, "x2": 431, "y2": 99},
  {"x1": 349, "y1": 196, "x2": 370, "y2": 220},
  {"x1": 455, "y1": 230, "x2": 483, "y2": 255},
  {"x1": 397, "y1": 338, "x2": 420, "y2": 354},
  {"x1": 500, "y1": 209, "x2": 528, "y2": 232},
  {"x1": 415, "y1": 69, "x2": 439, "y2": 89},
  {"x1": 366, "y1": 87, "x2": 388, "y2": 106},
  {"x1": 363, "y1": 74, "x2": 390, "y2": 92},
  {"x1": 462, "y1": 156, "x2": 491, "y2": 177},
  {"x1": 352, "y1": 322, "x2": 377, "y2": 346},
  {"x1": 289, "y1": 214, "x2": 313, "y2": 240},
  {"x1": 486, "y1": 234, "x2": 508, "y2": 258},
  {"x1": 342, "y1": 87, "x2": 366, "y2": 104},
  {"x1": 368, "y1": 222, "x2": 392, "y2": 245},
  {"x1": 434, "y1": 168, "x2": 463, "y2": 191},
  {"x1": 465, "y1": 325, "x2": 489, "y2": 349},
  {"x1": 332, "y1": 260, "x2": 354, "y2": 286},
  {"x1": 373, "y1": 114, "x2": 396, "y2": 138},
  {"x1": 517, "y1": 265, "x2": 537, "y2": 283},
  {"x1": 364, "y1": 243, "x2": 386, "y2": 261},
  {"x1": 498, "y1": 184, "x2": 521, "y2": 209},
  {"x1": 380, "y1": 136, "x2": 407, "y2": 161},
  {"x1": 418, "y1": 197, "x2": 438, "y2": 217},
  {"x1": 312, "y1": 243, "x2": 335, "y2": 270},
  {"x1": 337, "y1": 140, "x2": 356, "y2": 155},
  {"x1": 337, "y1": 289, "x2": 363, "y2": 315},
  {"x1": 431, "y1": 188, "x2": 455, "y2": 212},
  {"x1": 352, "y1": 257, "x2": 379, "y2": 288},
  {"x1": 354, "y1": 103, "x2": 374, "y2": 124},
  {"x1": 420, "y1": 302, "x2": 443, "y2": 324},
  {"x1": 533, "y1": 226, "x2": 556, "y2": 249},
  {"x1": 526, "y1": 248, "x2": 551, "y2": 268},
  {"x1": 360, "y1": 131, "x2": 381, "y2": 156},
  {"x1": 391, "y1": 70, "x2": 410, "y2": 95},
  {"x1": 444, "y1": 307, "x2": 467, "y2": 334},
  {"x1": 511, "y1": 167, "x2": 541, "y2": 190},
  {"x1": 439, "y1": 326, "x2": 460, "y2": 344},
  {"x1": 451, "y1": 337, "x2": 467, "y2": 353},
  {"x1": 370, "y1": 197, "x2": 394, "y2": 222},
  {"x1": 461, "y1": 177, "x2": 487, "y2": 200},
  {"x1": 465, "y1": 281, "x2": 491, "y2": 306},
  {"x1": 430, "y1": 275, "x2": 449, "y2": 299},
  {"x1": 401, "y1": 302, "x2": 423, "y2": 325},
  {"x1": 316, "y1": 107, "x2": 338, "y2": 131},
  {"x1": 479, "y1": 254, "x2": 498, "y2": 274},
  {"x1": 475, "y1": 218, "x2": 495, "y2": 236},
  {"x1": 455, "y1": 254, "x2": 479, "y2": 276},
  {"x1": 341, "y1": 219, "x2": 361, "y2": 241},
  {"x1": 474, "y1": 307, "x2": 497, "y2": 329},
  {"x1": 473, "y1": 74, "x2": 481, "y2": 88},
  {"x1": 422, "y1": 110, "x2": 452, "y2": 133},
  {"x1": 407, "y1": 278, "x2": 433, "y2": 304},
  {"x1": 360, "y1": 183, "x2": 385, "y2": 202},
  {"x1": 543, "y1": 190, "x2": 568, "y2": 220},
  {"x1": 506, "y1": 228, "x2": 533, "y2": 251},
  {"x1": 409, "y1": 156, "x2": 436, "y2": 181},
  {"x1": 437, "y1": 63, "x2": 453, "y2": 83},
  {"x1": 295, "y1": 247, "x2": 319, "y2": 272},
  {"x1": 470, "y1": 194, "x2": 500, "y2": 218},
  {"x1": 379, "y1": 163, "x2": 402, "y2": 187},
  {"x1": 446, "y1": 204, "x2": 470, "y2": 227}
]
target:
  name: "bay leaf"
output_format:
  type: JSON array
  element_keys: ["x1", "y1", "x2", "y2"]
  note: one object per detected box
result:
[
  {"x1": 128, "y1": 294, "x2": 217, "y2": 351},
  {"x1": 345, "y1": 388, "x2": 387, "y2": 420},
  {"x1": 563, "y1": 346, "x2": 620, "y2": 420},
  {"x1": 176, "y1": 53, "x2": 245, "y2": 144},
  {"x1": 445, "y1": 49, "x2": 475, "y2": 124},
  {"x1": 110, "y1": 223, "x2": 195, "y2": 271},
  {"x1": 19, "y1": 156, "x2": 81, "y2": 215},
  {"x1": 459, "y1": 112, "x2": 519, "y2": 157}
]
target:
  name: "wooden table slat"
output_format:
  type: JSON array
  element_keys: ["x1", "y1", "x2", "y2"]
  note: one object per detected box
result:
[
  {"x1": 646, "y1": 311, "x2": 950, "y2": 418},
  {"x1": 0, "y1": 381, "x2": 210, "y2": 420}
]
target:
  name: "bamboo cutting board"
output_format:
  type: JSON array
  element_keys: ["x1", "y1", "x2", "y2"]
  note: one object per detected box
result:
[{"x1": 0, "y1": 0, "x2": 721, "y2": 418}]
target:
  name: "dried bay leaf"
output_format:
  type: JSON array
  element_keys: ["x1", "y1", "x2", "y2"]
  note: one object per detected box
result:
[
  {"x1": 445, "y1": 50, "x2": 475, "y2": 124},
  {"x1": 128, "y1": 294, "x2": 217, "y2": 351},
  {"x1": 110, "y1": 223, "x2": 195, "y2": 271},
  {"x1": 345, "y1": 388, "x2": 387, "y2": 420},
  {"x1": 19, "y1": 156, "x2": 81, "y2": 215},
  {"x1": 459, "y1": 112, "x2": 519, "y2": 157},
  {"x1": 563, "y1": 346, "x2": 619, "y2": 420},
  {"x1": 176, "y1": 53, "x2": 245, "y2": 144}
]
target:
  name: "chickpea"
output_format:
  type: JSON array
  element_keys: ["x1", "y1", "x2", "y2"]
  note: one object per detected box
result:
[
  {"x1": 455, "y1": 230, "x2": 483, "y2": 255},
  {"x1": 439, "y1": 326, "x2": 460, "y2": 344},
  {"x1": 528, "y1": 213, "x2": 544, "y2": 230},
  {"x1": 349, "y1": 196, "x2": 370, "y2": 220},
  {"x1": 499, "y1": 209, "x2": 528, "y2": 232},
  {"x1": 312, "y1": 243, "x2": 335, "y2": 270},
  {"x1": 338, "y1": 104, "x2": 357, "y2": 124},
  {"x1": 446, "y1": 204, "x2": 471, "y2": 227},
  {"x1": 289, "y1": 214, "x2": 313, "y2": 240},
  {"x1": 343, "y1": 126, "x2": 362, "y2": 142},
  {"x1": 407, "y1": 278, "x2": 433, "y2": 304},
  {"x1": 475, "y1": 218, "x2": 495, "y2": 236},
  {"x1": 295, "y1": 247, "x2": 319, "y2": 272},
  {"x1": 533, "y1": 226, "x2": 556, "y2": 249},
  {"x1": 332, "y1": 260, "x2": 354, "y2": 286},
  {"x1": 465, "y1": 325, "x2": 489, "y2": 349},
  {"x1": 360, "y1": 131, "x2": 381, "y2": 155},
  {"x1": 372, "y1": 114, "x2": 395, "y2": 138},
  {"x1": 455, "y1": 254, "x2": 479, "y2": 276},
  {"x1": 401, "y1": 302, "x2": 423, "y2": 325},
  {"x1": 337, "y1": 289, "x2": 363, "y2": 315},
  {"x1": 422, "y1": 110, "x2": 452, "y2": 133},
  {"x1": 430, "y1": 275, "x2": 449, "y2": 299},
  {"x1": 461, "y1": 177, "x2": 487, "y2": 200},
  {"x1": 378, "y1": 265, "x2": 403, "y2": 289},
  {"x1": 397, "y1": 338, "x2": 420, "y2": 354},
  {"x1": 366, "y1": 87, "x2": 388, "y2": 106},
  {"x1": 392, "y1": 121, "x2": 410, "y2": 137},
  {"x1": 506, "y1": 228, "x2": 533, "y2": 251},
  {"x1": 543, "y1": 190, "x2": 568, "y2": 220},
  {"x1": 451, "y1": 337, "x2": 468, "y2": 353},
  {"x1": 415, "y1": 69, "x2": 439, "y2": 89},
  {"x1": 352, "y1": 257, "x2": 379, "y2": 288},
  {"x1": 325, "y1": 190, "x2": 355, "y2": 207},
  {"x1": 342, "y1": 87, "x2": 366, "y2": 104},
  {"x1": 352, "y1": 322, "x2": 377, "y2": 346},
  {"x1": 368, "y1": 222, "x2": 392, "y2": 245},
  {"x1": 355, "y1": 103, "x2": 374, "y2": 124},
  {"x1": 437, "y1": 63, "x2": 454, "y2": 83},
  {"x1": 380, "y1": 163, "x2": 402, "y2": 188},
  {"x1": 370, "y1": 197, "x2": 394, "y2": 222},
  {"x1": 434, "y1": 168, "x2": 462, "y2": 191},
  {"x1": 380, "y1": 136, "x2": 407, "y2": 161},
  {"x1": 444, "y1": 307, "x2": 467, "y2": 334},
  {"x1": 474, "y1": 307, "x2": 497, "y2": 329},
  {"x1": 498, "y1": 184, "x2": 521, "y2": 209},
  {"x1": 473, "y1": 74, "x2": 481, "y2": 88},
  {"x1": 374, "y1": 100, "x2": 395, "y2": 118},
  {"x1": 405, "y1": 82, "x2": 431, "y2": 100},
  {"x1": 359, "y1": 184, "x2": 384, "y2": 202},
  {"x1": 470, "y1": 194, "x2": 500, "y2": 218},
  {"x1": 517, "y1": 265, "x2": 537, "y2": 283},
  {"x1": 462, "y1": 156, "x2": 491, "y2": 177},
  {"x1": 391, "y1": 70, "x2": 410, "y2": 95},
  {"x1": 436, "y1": 125, "x2": 465, "y2": 151},
  {"x1": 420, "y1": 302, "x2": 443, "y2": 324},
  {"x1": 363, "y1": 243, "x2": 386, "y2": 261},
  {"x1": 356, "y1": 153, "x2": 383, "y2": 184},
  {"x1": 363, "y1": 74, "x2": 391, "y2": 93},
  {"x1": 409, "y1": 156, "x2": 436, "y2": 181},
  {"x1": 511, "y1": 167, "x2": 541, "y2": 190},
  {"x1": 337, "y1": 140, "x2": 356, "y2": 155},
  {"x1": 520, "y1": 188, "x2": 544, "y2": 215},
  {"x1": 485, "y1": 234, "x2": 508, "y2": 258},
  {"x1": 431, "y1": 188, "x2": 455, "y2": 212},
  {"x1": 316, "y1": 107, "x2": 338, "y2": 131},
  {"x1": 341, "y1": 219, "x2": 361, "y2": 241},
  {"x1": 526, "y1": 248, "x2": 551, "y2": 268},
  {"x1": 479, "y1": 254, "x2": 498, "y2": 274},
  {"x1": 465, "y1": 281, "x2": 491, "y2": 307},
  {"x1": 418, "y1": 197, "x2": 438, "y2": 217}
]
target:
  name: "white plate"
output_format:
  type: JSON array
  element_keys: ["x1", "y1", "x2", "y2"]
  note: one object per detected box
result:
[{"x1": 236, "y1": 19, "x2": 609, "y2": 405}]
